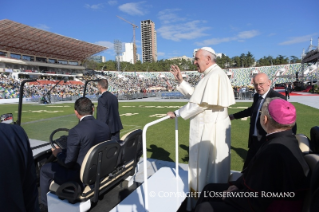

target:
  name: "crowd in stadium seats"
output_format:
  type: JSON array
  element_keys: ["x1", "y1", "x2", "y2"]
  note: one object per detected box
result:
[
  {"x1": 1, "y1": 63, "x2": 317, "y2": 99},
  {"x1": 0, "y1": 74, "x2": 20, "y2": 99}
]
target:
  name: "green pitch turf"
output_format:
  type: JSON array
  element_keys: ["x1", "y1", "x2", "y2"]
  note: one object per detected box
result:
[{"x1": 0, "y1": 101, "x2": 318, "y2": 171}]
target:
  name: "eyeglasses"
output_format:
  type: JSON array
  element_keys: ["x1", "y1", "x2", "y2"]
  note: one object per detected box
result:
[{"x1": 253, "y1": 83, "x2": 265, "y2": 87}]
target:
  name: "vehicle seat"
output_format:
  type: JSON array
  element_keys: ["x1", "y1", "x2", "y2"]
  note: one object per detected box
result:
[
  {"x1": 49, "y1": 140, "x2": 134, "y2": 204},
  {"x1": 310, "y1": 126, "x2": 319, "y2": 153},
  {"x1": 296, "y1": 134, "x2": 311, "y2": 154},
  {"x1": 302, "y1": 154, "x2": 319, "y2": 212}
]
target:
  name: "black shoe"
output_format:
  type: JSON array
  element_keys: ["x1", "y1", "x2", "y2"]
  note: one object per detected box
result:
[{"x1": 39, "y1": 203, "x2": 48, "y2": 212}]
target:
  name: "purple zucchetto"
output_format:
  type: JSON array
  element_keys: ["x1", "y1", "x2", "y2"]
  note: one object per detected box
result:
[{"x1": 268, "y1": 99, "x2": 296, "y2": 125}]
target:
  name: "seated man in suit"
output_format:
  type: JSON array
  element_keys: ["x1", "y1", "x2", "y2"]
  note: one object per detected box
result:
[
  {"x1": 195, "y1": 98, "x2": 310, "y2": 212},
  {"x1": 229, "y1": 73, "x2": 287, "y2": 169},
  {"x1": 39, "y1": 97, "x2": 111, "y2": 211},
  {"x1": 0, "y1": 123, "x2": 39, "y2": 212}
]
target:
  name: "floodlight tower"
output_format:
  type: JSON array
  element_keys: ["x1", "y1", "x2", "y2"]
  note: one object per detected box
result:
[{"x1": 114, "y1": 40, "x2": 122, "y2": 72}]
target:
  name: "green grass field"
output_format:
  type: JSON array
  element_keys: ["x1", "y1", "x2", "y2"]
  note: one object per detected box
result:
[{"x1": 1, "y1": 101, "x2": 318, "y2": 171}]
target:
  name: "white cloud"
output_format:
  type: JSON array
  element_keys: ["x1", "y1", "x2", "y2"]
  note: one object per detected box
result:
[
  {"x1": 95, "y1": 41, "x2": 114, "y2": 49},
  {"x1": 108, "y1": 0, "x2": 117, "y2": 5},
  {"x1": 195, "y1": 37, "x2": 237, "y2": 46},
  {"x1": 35, "y1": 24, "x2": 50, "y2": 31},
  {"x1": 158, "y1": 9, "x2": 185, "y2": 24},
  {"x1": 157, "y1": 52, "x2": 165, "y2": 56},
  {"x1": 237, "y1": 30, "x2": 259, "y2": 39},
  {"x1": 118, "y1": 2, "x2": 147, "y2": 16},
  {"x1": 279, "y1": 34, "x2": 317, "y2": 45},
  {"x1": 195, "y1": 30, "x2": 259, "y2": 46},
  {"x1": 157, "y1": 20, "x2": 210, "y2": 42},
  {"x1": 85, "y1": 3, "x2": 104, "y2": 9}
]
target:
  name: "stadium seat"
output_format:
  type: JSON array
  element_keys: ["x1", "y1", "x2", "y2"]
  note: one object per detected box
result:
[
  {"x1": 310, "y1": 126, "x2": 319, "y2": 154},
  {"x1": 48, "y1": 138, "x2": 140, "y2": 207}
]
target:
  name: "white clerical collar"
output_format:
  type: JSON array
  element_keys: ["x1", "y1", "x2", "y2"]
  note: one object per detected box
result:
[
  {"x1": 266, "y1": 130, "x2": 286, "y2": 136},
  {"x1": 203, "y1": 64, "x2": 217, "y2": 75},
  {"x1": 80, "y1": 115, "x2": 92, "y2": 121}
]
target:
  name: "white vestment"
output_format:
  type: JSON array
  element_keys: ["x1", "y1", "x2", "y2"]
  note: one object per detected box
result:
[{"x1": 176, "y1": 64, "x2": 235, "y2": 209}]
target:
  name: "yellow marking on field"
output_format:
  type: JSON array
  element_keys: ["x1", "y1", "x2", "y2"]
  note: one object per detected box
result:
[
  {"x1": 241, "y1": 117, "x2": 248, "y2": 121},
  {"x1": 237, "y1": 107, "x2": 248, "y2": 109},
  {"x1": 120, "y1": 113, "x2": 139, "y2": 117},
  {"x1": 145, "y1": 106, "x2": 155, "y2": 108},
  {"x1": 166, "y1": 106, "x2": 182, "y2": 108},
  {"x1": 122, "y1": 106, "x2": 136, "y2": 107},
  {"x1": 149, "y1": 114, "x2": 167, "y2": 118}
]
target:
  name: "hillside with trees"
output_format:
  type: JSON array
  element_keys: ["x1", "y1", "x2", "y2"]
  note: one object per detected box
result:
[{"x1": 86, "y1": 52, "x2": 301, "y2": 72}]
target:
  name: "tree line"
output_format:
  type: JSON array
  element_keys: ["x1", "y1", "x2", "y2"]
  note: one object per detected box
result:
[{"x1": 85, "y1": 52, "x2": 301, "y2": 72}]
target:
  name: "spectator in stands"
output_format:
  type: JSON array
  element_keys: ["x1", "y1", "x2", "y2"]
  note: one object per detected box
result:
[
  {"x1": 229, "y1": 73, "x2": 287, "y2": 169},
  {"x1": 195, "y1": 98, "x2": 310, "y2": 212}
]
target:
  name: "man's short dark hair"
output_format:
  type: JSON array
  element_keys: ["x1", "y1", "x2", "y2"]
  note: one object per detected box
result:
[
  {"x1": 74, "y1": 97, "x2": 94, "y2": 115},
  {"x1": 98, "y1": 79, "x2": 108, "y2": 89}
]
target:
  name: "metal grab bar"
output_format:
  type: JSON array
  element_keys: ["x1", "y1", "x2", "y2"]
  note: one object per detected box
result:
[{"x1": 142, "y1": 115, "x2": 179, "y2": 211}]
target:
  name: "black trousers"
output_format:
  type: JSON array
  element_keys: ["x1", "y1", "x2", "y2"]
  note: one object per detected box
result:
[
  {"x1": 285, "y1": 91, "x2": 290, "y2": 99},
  {"x1": 111, "y1": 131, "x2": 120, "y2": 141},
  {"x1": 195, "y1": 184, "x2": 238, "y2": 212},
  {"x1": 40, "y1": 162, "x2": 79, "y2": 205}
]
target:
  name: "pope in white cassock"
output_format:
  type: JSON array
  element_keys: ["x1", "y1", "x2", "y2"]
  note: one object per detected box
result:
[{"x1": 167, "y1": 47, "x2": 235, "y2": 209}]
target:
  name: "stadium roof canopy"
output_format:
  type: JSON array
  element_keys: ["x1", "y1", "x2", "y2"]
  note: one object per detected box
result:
[{"x1": 0, "y1": 19, "x2": 107, "y2": 61}]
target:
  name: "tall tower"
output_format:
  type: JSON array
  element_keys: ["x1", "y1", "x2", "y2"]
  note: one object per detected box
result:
[
  {"x1": 114, "y1": 40, "x2": 122, "y2": 72},
  {"x1": 141, "y1": 20, "x2": 157, "y2": 63}
]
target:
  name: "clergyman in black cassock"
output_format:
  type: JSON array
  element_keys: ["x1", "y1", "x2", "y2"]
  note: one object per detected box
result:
[
  {"x1": 0, "y1": 123, "x2": 39, "y2": 212},
  {"x1": 195, "y1": 98, "x2": 309, "y2": 212}
]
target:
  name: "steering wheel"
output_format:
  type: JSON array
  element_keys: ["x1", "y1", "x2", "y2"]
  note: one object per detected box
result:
[{"x1": 49, "y1": 128, "x2": 69, "y2": 149}]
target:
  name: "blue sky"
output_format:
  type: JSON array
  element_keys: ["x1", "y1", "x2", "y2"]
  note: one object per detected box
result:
[{"x1": 1, "y1": 0, "x2": 318, "y2": 62}]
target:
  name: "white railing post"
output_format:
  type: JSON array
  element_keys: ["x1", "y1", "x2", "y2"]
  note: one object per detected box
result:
[
  {"x1": 142, "y1": 116, "x2": 170, "y2": 211},
  {"x1": 175, "y1": 117, "x2": 179, "y2": 180}
]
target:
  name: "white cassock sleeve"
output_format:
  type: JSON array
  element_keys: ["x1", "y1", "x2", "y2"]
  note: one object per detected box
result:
[
  {"x1": 177, "y1": 80, "x2": 194, "y2": 99},
  {"x1": 175, "y1": 102, "x2": 207, "y2": 120}
]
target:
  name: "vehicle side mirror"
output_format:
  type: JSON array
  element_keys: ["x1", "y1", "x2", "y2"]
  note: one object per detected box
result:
[{"x1": 0, "y1": 113, "x2": 14, "y2": 124}]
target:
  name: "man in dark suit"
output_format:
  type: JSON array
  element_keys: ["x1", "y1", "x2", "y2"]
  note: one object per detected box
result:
[
  {"x1": 285, "y1": 83, "x2": 290, "y2": 99},
  {"x1": 0, "y1": 123, "x2": 39, "y2": 212},
  {"x1": 229, "y1": 73, "x2": 286, "y2": 169},
  {"x1": 97, "y1": 79, "x2": 123, "y2": 141},
  {"x1": 195, "y1": 98, "x2": 309, "y2": 212},
  {"x1": 39, "y1": 97, "x2": 111, "y2": 210}
]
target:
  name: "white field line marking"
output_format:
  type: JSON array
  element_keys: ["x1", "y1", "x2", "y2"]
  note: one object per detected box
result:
[{"x1": 120, "y1": 113, "x2": 139, "y2": 116}]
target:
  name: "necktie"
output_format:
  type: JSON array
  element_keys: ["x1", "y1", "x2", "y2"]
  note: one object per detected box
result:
[
  {"x1": 253, "y1": 95, "x2": 263, "y2": 114},
  {"x1": 252, "y1": 95, "x2": 263, "y2": 136}
]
